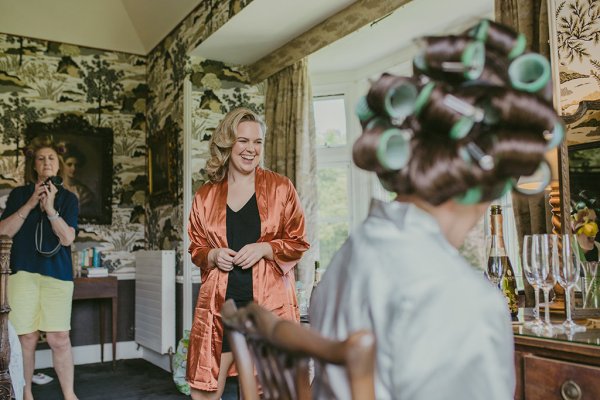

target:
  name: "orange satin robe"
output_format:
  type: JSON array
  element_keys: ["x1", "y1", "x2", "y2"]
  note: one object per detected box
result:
[{"x1": 186, "y1": 167, "x2": 310, "y2": 391}]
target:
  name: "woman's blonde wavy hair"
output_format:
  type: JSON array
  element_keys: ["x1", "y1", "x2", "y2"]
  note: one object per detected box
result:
[{"x1": 205, "y1": 107, "x2": 266, "y2": 183}]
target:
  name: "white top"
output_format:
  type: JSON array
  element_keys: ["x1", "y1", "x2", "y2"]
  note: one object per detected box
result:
[{"x1": 309, "y1": 200, "x2": 515, "y2": 400}]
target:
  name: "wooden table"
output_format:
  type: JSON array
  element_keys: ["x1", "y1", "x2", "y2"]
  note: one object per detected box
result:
[
  {"x1": 73, "y1": 276, "x2": 118, "y2": 367},
  {"x1": 513, "y1": 316, "x2": 600, "y2": 400}
]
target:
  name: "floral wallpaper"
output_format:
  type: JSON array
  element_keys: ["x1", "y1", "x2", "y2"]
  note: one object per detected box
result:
[
  {"x1": 0, "y1": 33, "x2": 146, "y2": 276},
  {"x1": 554, "y1": 0, "x2": 600, "y2": 144}
]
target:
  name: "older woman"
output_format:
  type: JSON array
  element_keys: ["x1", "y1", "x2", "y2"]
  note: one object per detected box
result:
[
  {"x1": 310, "y1": 20, "x2": 562, "y2": 400},
  {"x1": 186, "y1": 107, "x2": 309, "y2": 399},
  {"x1": 0, "y1": 136, "x2": 79, "y2": 400}
]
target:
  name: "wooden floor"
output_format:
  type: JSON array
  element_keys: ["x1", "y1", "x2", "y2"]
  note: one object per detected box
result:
[{"x1": 32, "y1": 358, "x2": 239, "y2": 399}]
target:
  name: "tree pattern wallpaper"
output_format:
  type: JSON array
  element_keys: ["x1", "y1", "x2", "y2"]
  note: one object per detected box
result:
[
  {"x1": 0, "y1": 33, "x2": 147, "y2": 276},
  {"x1": 0, "y1": 0, "x2": 265, "y2": 278},
  {"x1": 145, "y1": 0, "x2": 258, "y2": 274},
  {"x1": 189, "y1": 56, "x2": 265, "y2": 192},
  {"x1": 554, "y1": 0, "x2": 600, "y2": 145}
]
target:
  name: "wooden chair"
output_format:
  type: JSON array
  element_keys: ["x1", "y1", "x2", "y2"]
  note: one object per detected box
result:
[
  {"x1": 221, "y1": 299, "x2": 376, "y2": 400},
  {"x1": 0, "y1": 235, "x2": 13, "y2": 399}
]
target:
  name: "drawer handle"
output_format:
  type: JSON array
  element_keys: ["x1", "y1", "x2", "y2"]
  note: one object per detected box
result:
[{"x1": 561, "y1": 380, "x2": 582, "y2": 400}]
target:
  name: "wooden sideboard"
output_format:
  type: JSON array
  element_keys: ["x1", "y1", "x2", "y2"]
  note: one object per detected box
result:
[{"x1": 514, "y1": 327, "x2": 600, "y2": 399}]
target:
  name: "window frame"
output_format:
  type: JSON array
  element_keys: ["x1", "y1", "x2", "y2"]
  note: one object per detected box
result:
[{"x1": 313, "y1": 83, "x2": 371, "y2": 237}]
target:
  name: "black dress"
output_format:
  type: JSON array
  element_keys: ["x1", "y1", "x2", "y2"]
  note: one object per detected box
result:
[{"x1": 222, "y1": 193, "x2": 261, "y2": 352}]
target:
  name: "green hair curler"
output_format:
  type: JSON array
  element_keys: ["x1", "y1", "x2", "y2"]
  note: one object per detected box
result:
[
  {"x1": 376, "y1": 128, "x2": 412, "y2": 171},
  {"x1": 508, "y1": 53, "x2": 551, "y2": 93},
  {"x1": 384, "y1": 81, "x2": 418, "y2": 121},
  {"x1": 507, "y1": 34, "x2": 527, "y2": 60},
  {"x1": 514, "y1": 160, "x2": 552, "y2": 196},
  {"x1": 455, "y1": 186, "x2": 483, "y2": 205},
  {"x1": 414, "y1": 82, "x2": 435, "y2": 116},
  {"x1": 461, "y1": 41, "x2": 486, "y2": 80},
  {"x1": 449, "y1": 116, "x2": 475, "y2": 140},
  {"x1": 356, "y1": 96, "x2": 375, "y2": 122},
  {"x1": 544, "y1": 121, "x2": 565, "y2": 150}
]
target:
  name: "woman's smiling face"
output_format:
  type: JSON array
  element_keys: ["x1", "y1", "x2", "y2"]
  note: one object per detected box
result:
[{"x1": 229, "y1": 121, "x2": 263, "y2": 175}]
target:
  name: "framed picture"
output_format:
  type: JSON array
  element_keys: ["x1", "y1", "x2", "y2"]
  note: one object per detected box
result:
[
  {"x1": 148, "y1": 120, "x2": 177, "y2": 206},
  {"x1": 25, "y1": 113, "x2": 113, "y2": 225},
  {"x1": 569, "y1": 141, "x2": 600, "y2": 209}
]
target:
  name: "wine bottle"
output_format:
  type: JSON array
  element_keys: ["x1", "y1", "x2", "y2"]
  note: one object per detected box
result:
[{"x1": 489, "y1": 205, "x2": 519, "y2": 319}]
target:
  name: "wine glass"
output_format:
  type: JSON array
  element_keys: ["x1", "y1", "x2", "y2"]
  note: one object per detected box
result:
[
  {"x1": 486, "y1": 235, "x2": 504, "y2": 288},
  {"x1": 522, "y1": 235, "x2": 543, "y2": 329},
  {"x1": 556, "y1": 234, "x2": 586, "y2": 332},
  {"x1": 583, "y1": 261, "x2": 600, "y2": 308},
  {"x1": 535, "y1": 234, "x2": 564, "y2": 334}
]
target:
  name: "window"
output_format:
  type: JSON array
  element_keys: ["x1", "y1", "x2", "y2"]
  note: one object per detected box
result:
[
  {"x1": 314, "y1": 95, "x2": 352, "y2": 268},
  {"x1": 311, "y1": 62, "x2": 412, "y2": 269}
]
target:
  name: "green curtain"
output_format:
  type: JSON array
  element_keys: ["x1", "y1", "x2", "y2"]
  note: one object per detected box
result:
[{"x1": 263, "y1": 58, "x2": 319, "y2": 295}]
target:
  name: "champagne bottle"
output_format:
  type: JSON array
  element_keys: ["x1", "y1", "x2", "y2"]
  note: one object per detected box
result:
[{"x1": 489, "y1": 205, "x2": 519, "y2": 319}]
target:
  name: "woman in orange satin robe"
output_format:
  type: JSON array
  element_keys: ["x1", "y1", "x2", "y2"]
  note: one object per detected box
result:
[{"x1": 186, "y1": 107, "x2": 310, "y2": 399}]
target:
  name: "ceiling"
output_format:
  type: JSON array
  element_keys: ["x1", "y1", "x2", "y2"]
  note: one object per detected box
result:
[
  {"x1": 308, "y1": 0, "x2": 494, "y2": 76},
  {"x1": 189, "y1": 0, "x2": 356, "y2": 63},
  {"x1": 0, "y1": 0, "x2": 357, "y2": 56},
  {"x1": 0, "y1": 0, "x2": 202, "y2": 54},
  {"x1": 191, "y1": 0, "x2": 493, "y2": 76},
  {"x1": 0, "y1": 0, "x2": 494, "y2": 72}
]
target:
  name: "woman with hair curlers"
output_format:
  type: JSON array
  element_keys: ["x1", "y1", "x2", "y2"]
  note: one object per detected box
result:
[{"x1": 309, "y1": 19, "x2": 562, "y2": 400}]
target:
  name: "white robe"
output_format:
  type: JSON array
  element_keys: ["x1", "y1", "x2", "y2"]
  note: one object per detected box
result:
[{"x1": 309, "y1": 200, "x2": 515, "y2": 400}]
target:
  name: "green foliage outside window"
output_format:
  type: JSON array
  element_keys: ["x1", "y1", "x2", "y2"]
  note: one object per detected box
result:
[{"x1": 317, "y1": 167, "x2": 349, "y2": 267}]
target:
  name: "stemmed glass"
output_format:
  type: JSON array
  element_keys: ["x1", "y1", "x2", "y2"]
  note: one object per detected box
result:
[
  {"x1": 583, "y1": 261, "x2": 600, "y2": 308},
  {"x1": 486, "y1": 235, "x2": 504, "y2": 288},
  {"x1": 555, "y1": 234, "x2": 586, "y2": 332},
  {"x1": 522, "y1": 235, "x2": 543, "y2": 330},
  {"x1": 535, "y1": 234, "x2": 564, "y2": 334}
]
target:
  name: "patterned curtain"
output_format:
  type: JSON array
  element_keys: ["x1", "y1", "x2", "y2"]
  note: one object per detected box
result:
[
  {"x1": 495, "y1": 0, "x2": 551, "y2": 305},
  {"x1": 263, "y1": 58, "x2": 319, "y2": 294},
  {"x1": 495, "y1": 1, "x2": 551, "y2": 239}
]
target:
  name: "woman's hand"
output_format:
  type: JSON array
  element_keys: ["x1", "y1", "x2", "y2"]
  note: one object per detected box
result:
[
  {"x1": 232, "y1": 243, "x2": 272, "y2": 269},
  {"x1": 39, "y1": 181, "x2": 58, "y2": 215},
  {"x1": 25, "y1": 182, "x2": 46, "y2": 211},
  {"x1": 210, "y1": 248, "x2": 237, "y2": 272}
]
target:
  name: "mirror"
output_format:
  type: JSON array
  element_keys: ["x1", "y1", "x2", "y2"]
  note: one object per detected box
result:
[
  {"x1": 308, "y1": 0, "x2": 493, "y2": 269},
  {"x1": 185, "y1": 0, "x2": 494, "y2": 274},
  {"x1": 548, "y1": 0, "x2": 600, "y2": 316}
]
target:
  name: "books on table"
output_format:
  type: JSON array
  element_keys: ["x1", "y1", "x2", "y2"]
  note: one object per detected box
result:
[{"x1": 81, "y1": 267, "x2": 109, "y2": 277}]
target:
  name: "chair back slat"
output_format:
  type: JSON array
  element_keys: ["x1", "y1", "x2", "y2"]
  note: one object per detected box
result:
[
  {"x1": 222, "y1": 299, "x2": 376, "y2": 400},
  {"x1": 227, "y1": 329, "x2": 259, "y2": 400}
]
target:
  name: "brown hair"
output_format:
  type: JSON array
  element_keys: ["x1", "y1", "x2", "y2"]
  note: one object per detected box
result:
[
  {"x1": 205, "y1": 107, "x2": 266, "y2": 183},
  {"x1": 353, "y1": 20, "x2": 561, "y2": 206},
  {"x1": 23, "y1": 136, "x2": 66, "y2": 184}
]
